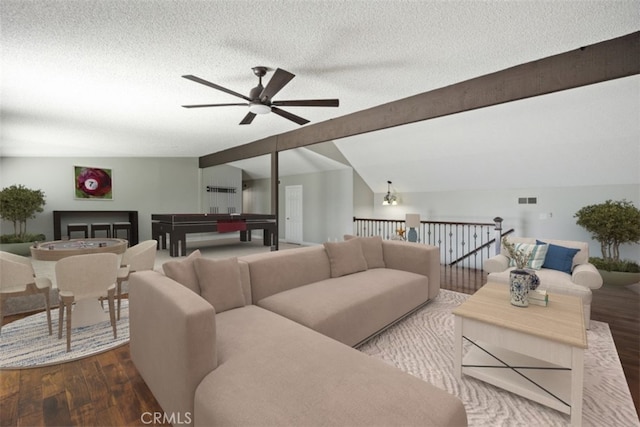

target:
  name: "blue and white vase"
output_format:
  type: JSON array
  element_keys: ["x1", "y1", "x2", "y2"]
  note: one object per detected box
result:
[
  {"x1": 527, "y1": 269, "x2": 540, "y2": 290},
  {"x1": 510, "y1": 269, "x2": 532, "y2": 307}
]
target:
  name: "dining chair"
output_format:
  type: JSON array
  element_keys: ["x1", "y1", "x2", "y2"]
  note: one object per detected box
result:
[
  {"x1": 55, "y1": 252, "x2": 118, "y2": 352},
  {"x1": 116, "y1": 239, "x2": 157, "y2": 319},
  {"x1": 0, "y1": 251, "x2": 53, "y2": 335}
]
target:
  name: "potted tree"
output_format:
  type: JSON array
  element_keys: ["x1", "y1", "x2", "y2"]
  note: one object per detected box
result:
[
  {"x1": 0, "y1": 184, "x2": 46, "y2": 255},
  {"x1": 574, "y1": 199, "x2": 640, "y2": 286}
]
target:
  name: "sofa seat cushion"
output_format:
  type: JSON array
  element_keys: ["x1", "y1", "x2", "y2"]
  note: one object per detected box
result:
[
  {"x1": 488, "y1": 268, "x2": 592, "y2": 303},
  {"x1": 195, "y1": 305, "x2": 467, "y2": 427},
  {"x1": 256, "y1": 269, "x2": 430, "y2": 346}
]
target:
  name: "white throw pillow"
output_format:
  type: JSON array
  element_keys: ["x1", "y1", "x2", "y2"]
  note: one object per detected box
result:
[{"x1": 508, "y1": 243, "x2": 548, "y2": 270}]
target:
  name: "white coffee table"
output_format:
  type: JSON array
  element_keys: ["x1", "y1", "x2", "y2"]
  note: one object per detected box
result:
[{"x1": 452, "y1": 282, "x2": 587, "y2": 426}]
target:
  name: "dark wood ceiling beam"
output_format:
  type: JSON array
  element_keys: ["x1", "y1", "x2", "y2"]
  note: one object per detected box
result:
[
  {"x1": 199, "y1": 135, "x2": 278, "y2": 168},
  {"x1": 199, "y1": 31, "x2": 639, "y2": 168}
]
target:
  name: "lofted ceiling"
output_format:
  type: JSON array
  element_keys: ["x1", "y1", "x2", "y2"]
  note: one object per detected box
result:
[
  {"x1": 336, "y1": 74, "x2": 640, "y2": 193},
  {"x1": 1, "y1": 1, "x2": 638, "y2": 193}
]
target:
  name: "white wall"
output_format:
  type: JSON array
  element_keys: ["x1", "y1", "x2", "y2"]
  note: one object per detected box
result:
[
  {"x1": 242, "y1": 178, "x2": 271, "y2": 214},
  {"x1": 0, "y1": 157, "x2": 199, "y2": 242},
  {"x1": 3, "y1": 156, "x2": 637, "y2": 262},
  {"x1": 201, "y1": 164, "x2": 242, "y2": 214},
  {"x1": 306, "y1": 141, "x2": 373, "y2": 219},
  {"x1": 283, "y1": 168, "x2": 353, "y2": 244},
  {"x1": 353, "y1": 171, "x2": 374, "y2": 219},
  {"x1": 371, "y1": 184, "x2": 640, "y2": 261},
  {"x1": 247, "y1": 168, "x2": 354, "y2": 245}
]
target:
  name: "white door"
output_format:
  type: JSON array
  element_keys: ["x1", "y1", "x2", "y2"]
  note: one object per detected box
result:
[{"x1": 285, "y1": 185, "x2": 303, "y2": 244}]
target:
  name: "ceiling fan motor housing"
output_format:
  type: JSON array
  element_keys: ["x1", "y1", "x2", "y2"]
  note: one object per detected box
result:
[{"x1": 249, "y1": 84, "x2": 264, "y2": 101}]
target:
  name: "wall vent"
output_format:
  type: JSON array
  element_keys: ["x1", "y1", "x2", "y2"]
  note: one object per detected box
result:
[{"x1": 518, "y1": 197, "x2": 537, "y2": 204}]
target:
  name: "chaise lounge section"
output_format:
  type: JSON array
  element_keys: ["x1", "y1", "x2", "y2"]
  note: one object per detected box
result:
[{"x1": 130, "y1": 237, "x2": 467, "y2": 426}]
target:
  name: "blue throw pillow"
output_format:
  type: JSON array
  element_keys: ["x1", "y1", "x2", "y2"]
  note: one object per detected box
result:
[{"x1": 537, "y1": 240, "x2": 580, "y2": 274}]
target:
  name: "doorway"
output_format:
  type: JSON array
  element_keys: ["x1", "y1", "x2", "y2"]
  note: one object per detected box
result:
[{"x1": 285, "y1": 185, "x2": 303, "y2": 244}]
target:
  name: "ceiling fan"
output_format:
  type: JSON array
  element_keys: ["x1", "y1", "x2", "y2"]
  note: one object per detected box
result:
[{"x1": 182, "y1": 67, "x2": 339, "y2": 125}]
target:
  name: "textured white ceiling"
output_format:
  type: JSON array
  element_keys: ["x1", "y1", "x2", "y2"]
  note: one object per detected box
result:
[{"x1": 1, "y1": 1, "x2": 638, "y2": 191}]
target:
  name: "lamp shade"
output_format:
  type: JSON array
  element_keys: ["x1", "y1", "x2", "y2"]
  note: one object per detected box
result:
[{"x1": 405, "y1": 213, "x2": 421, "y2": 228}]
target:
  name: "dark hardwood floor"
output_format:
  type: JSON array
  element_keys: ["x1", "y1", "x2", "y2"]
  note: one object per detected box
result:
[{"x1": 1, "y1": 266, "x2": 638, "y2": 426}]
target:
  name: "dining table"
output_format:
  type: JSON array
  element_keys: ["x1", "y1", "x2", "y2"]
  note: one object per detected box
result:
[
  {"x1": 30, "y1": 238, "x2": 127, "y2": 261},
  {"x1": 30, "y1": 238, "x2": 127, "y2": 327}
]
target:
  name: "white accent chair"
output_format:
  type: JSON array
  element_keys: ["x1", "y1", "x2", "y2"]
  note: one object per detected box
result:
[
  {"x1": 56, "y1": 252, "x2": 118, "y2": 352},
  {"x1": 116, "y1": 240, "x2": 157, "y2": 319},
  {"x1": 0, "y1": 251, "x2": 53, "y2": 335},
  {"x1": 483, "y1": 237, "x2": 603, "y2": 328}
]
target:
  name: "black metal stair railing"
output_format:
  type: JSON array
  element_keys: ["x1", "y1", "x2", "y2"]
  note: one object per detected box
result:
[
  {"x1": 448, "y1": 227, "x2": 515, "y2": 267},
  {"x1": 353, "y1": 217, "x2": 514, "y2": 270}
]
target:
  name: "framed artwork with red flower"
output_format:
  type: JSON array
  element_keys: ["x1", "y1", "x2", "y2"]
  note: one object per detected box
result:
[{"x1": 74, "y1": 166, "x2": 113, "y2": 200}]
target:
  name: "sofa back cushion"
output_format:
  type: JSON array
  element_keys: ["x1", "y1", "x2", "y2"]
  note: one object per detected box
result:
[
  {"x1": 344, "y1": 235, "x2": 386, "y2": 269},
  {"x1": 323, "y1": 239, "x2": 368, "y2": 278},
  {"x1": 162, "y1": 250, "x2": 252, "y2": 304},
  {"x1": 162, "y1": 249, "x2": 202, "y2": 294},
  {"x1": 238, "y1": 261, "x2": 252, "y2": 304},
  {"x1": 194, "y1": 257, "x2": 246, "y2": 313},
  {"x1": 240, "y1": 246, "x2": 331, "y2": 303}
]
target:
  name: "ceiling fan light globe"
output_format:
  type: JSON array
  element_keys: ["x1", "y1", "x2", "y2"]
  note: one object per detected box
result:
[{"x1": 249, "y1": 103, "x2": 271, "y2": 115}]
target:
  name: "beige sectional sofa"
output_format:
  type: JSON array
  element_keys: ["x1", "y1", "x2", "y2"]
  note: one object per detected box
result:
[{"x1": 129, "y1": 237, "x2": 467, "y2": 426}]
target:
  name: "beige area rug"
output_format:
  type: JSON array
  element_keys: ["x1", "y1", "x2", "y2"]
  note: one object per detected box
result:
[
  {"x1": 358, "y1": 289, "x2": 639, "y2": 427},
  {"x1": 0, "y1": 299, "x2": 129, "y2": 369}
]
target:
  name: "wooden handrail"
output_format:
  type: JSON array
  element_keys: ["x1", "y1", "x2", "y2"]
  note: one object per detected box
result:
[
  {"x1": 449, "y1": 228, "x2": 515, "y2": 266},
  {"x1": 353, "y1": 217, "x2": 494, "y2": 227}
]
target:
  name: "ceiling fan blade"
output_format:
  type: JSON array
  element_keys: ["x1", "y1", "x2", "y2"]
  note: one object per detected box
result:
[
  {"x1": 271, "y1": 99, "x2": 339, "y2": 107},
  {"x1": 182, "y1": 75, "x2": 251, "y2": 102},
  {"x1": 271, "y1": 107, "x2": 309, "y2": 126},
  {"x1": 182, "y1": 103, "x2": 248, "y2": 108},
  {"x1": 239, "y1": 112, "x2": 257, "y2": 125},
  {"x1": 259, "y1": 68, "x2": 295, "y2": 102}
]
